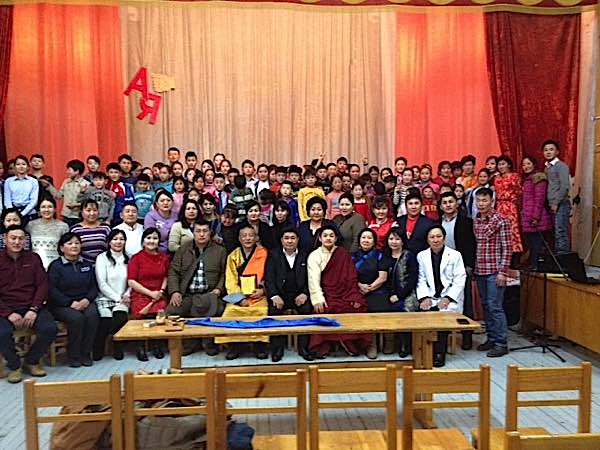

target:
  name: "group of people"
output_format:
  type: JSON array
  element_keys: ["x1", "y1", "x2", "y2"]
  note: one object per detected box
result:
[{"x1": 0, "y1": 141, "x2": 572, "y2": 383}]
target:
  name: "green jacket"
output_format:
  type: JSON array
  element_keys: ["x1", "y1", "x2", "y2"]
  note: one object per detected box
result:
[{"x1": 168, "y1": 240, "x2": 226, "y2": 296}]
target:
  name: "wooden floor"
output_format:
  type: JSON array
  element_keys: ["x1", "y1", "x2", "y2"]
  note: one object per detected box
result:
[{"x1": 4, "y1": 329, "x2": 600, "y2": 450}]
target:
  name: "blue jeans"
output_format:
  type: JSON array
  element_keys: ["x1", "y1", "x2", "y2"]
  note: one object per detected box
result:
[
  {"x1": 476, "y1": 274, "x2": 507, "y2": 348},
  {"x1": 554, "y1": 200, "x2": 571, "y2": 254}
]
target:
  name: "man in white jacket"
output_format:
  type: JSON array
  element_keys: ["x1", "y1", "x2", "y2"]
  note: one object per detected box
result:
[{"x1": 416, "y1": 224, "x2": 466, "y2": 367}]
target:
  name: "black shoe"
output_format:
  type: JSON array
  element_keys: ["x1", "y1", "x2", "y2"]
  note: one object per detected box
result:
[
  {"x1": 298, "y1": 349, "x2": 314, "y2": 362},
  {"x1": 226, "y1": 346, "x2": 241, "y2": 360},
  {"x1": 81, "y1": 355, "x2": 93, "y2": 367},
  {"x1": 486, "y1": 346, "x2": 508, "y2": 358},
  {"x1": 205, "y1": 345, "x2": 219, "y2": 357},
  {"x1": 68, "y1": 359, "x2": 81, "y2": 368},
  {"x1": 92, "y1": 351, "x2": 104, "y2": 361},
  {"x1": 399, "y1": 347, "x2": 410, "y2": 358},
  {"x1": 152, "y1": 345, "x2": 165, "y2": 359},
  {"x1": 113, "y1": 347, "x2": 124, "y2": 360},
  {"x1": 254, "y1": 343, "x2": 268, "y2": 360},
  {"x1": 477, "y1": 340, "x2": 494, "y2": 352},
  {"x1": 461, "y1": 333, "x2": 473, "y2": 351},
  {"x1": 433, "y1": 352, "x2": 446, "y2": 368},
  {"x1": 136, "y1": 347, "x2": 149, "y2": 362},
  {"x1": 271, "y1": 348, "x2": 284, "y2": 362}
]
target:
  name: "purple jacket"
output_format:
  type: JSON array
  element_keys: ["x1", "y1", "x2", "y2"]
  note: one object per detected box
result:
[
  {"x1": 521, "y1": 173, "x2": 552, "y2": 233},
  {"x1": 143, "y1": 208, "x2": 178, "y2": 253}
]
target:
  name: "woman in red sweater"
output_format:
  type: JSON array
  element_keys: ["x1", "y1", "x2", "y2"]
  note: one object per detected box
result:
[{"x1": 127, "y1": 227, "x2": 169, "y2": 361}]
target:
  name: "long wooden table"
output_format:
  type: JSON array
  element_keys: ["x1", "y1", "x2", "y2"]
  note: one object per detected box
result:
[{"x1": 115, "y1": 311, "x2": 479, "y2": 428}]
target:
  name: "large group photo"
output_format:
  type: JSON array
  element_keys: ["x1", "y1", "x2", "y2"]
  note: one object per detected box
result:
[{"x1": 0, "y1": 0, "x2": 599, "y2": 449}]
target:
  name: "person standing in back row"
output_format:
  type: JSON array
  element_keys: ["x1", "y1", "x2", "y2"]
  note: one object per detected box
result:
[{"x1": 542, "y1": 140, "x2": 571, "y2": 254}]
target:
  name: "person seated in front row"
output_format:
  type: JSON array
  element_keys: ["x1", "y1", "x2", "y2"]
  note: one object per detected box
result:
[
  {"x1": 416, "y1": 224, "x2": 466, "y2": 368},
  {"x1": 307, "y1": 225, "x2": 370, "y2": 357},
  {"x1": 48, "y1": 232, "x2": 100, "y2": 368},
  {"x1": 167, "y1": 219, "x2": 227, "y2": 356},
  {"x1": 0, "y1": 225, "x2": 57, "y2": 383},
  {"x1": 264, "y1": 226, "x2": 314, "y2": 362},
  {"x1": 216, "y1": 225, "x2": 270, "y2": 360}
]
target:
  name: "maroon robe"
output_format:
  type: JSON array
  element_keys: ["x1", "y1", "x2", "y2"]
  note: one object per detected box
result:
[{"x1": 309, "y1": 246, "x2": 370, "y2": 355}]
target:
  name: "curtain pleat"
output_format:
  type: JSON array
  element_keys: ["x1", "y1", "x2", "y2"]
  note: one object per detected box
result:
[
  {"x1": 484, "y1": 12, "x2": 580, "y2": 170},
  {"x1": 5, "y1": 4, "x2": 127, "y2": 179},
  {"x1": 0, "y1": 5, "x2": 12, "y2": 164}
]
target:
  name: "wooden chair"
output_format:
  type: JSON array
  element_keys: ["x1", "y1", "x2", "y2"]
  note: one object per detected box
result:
[
  {"x1": 123, "y1": 370, "x2": 216, "y2": 450},
  {"x1": 472, "y1": 362, "x2": 592, "y2": 450},
  {"x1": 48, "y1": 322, "x2": 68, "y2": 366},
  {"x1": 505, "y1": 431, "x2": 600, "y2": 450},
  {"x1": 402, "y1": 365, "x2": 490, "y2": 450},
  {"x1": 23, "y1": 374, "x2": 123, "y2": 450},
  {"x1": 215, "y1": 369, "x2": 308, "y2": 450},
  {"x1": 309, "y1": 364, "x2": 398, "y2": 450}
]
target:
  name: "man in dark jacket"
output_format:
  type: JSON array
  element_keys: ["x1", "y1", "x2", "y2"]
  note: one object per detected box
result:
[
  {"x1": 167, "y1": 219, "x2": 227, "y2": 355},
  {"x1": 439, "y1": 192, "x2": 477, "y2": 350},
  {"x1": 396, "y1": 192, "x2": 435, "y2": 255},
  {"x1": 265, "y1": 226, "x2": 313, "y2": 362},
  {"x1": 0, "y1": 225, "x2": 57, "y2": 383}
]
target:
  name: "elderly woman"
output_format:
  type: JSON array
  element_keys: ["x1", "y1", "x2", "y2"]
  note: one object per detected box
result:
[
  {"x1": 416, "y1": 224, "x2": 466, "y2": 367},
  {"x1": 298, "y1": 197, "x2": 338, "y2": 254},
  {"x1": 26, "y1": 197, "x2": 69, "y2": 269},
  {"x1": 168, "y1": 198, "x2": 200, "y2": 253},
  {"x1": 215, "y1": 225, "x2": 270, "y2": 360},
  {"x1": 48, "y1": 232, "x2": 100, "y2": 368},
  {"x1": 128, "y1": 227, "x2": 170, "y2": 361},
  {"x1": 352, "y1": 228, "x2": 389, "y2": 359},
  {"x1": 308, "y1": 225, "x2": 369, "y2": 357},
  {"x1": 144, "y1": 189, "x2": 178, "y2": 254},
  {"x1": 93, "y1": 229, "x2": 130, "y2": 361},
  {"x1": 69, "y1": 199, "x2": 111, "y2": 264},
  {"x1": 385, "y1": 228, "x2": 418, "y2": 357},
  {"x1": 333, "y1": 193, "x2": 365, "y2": 254}
]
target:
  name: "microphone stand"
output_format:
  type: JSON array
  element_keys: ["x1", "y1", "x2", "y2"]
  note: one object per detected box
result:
[{"x1": 510, "y1": 232, "x2": 566, "y2": 363}]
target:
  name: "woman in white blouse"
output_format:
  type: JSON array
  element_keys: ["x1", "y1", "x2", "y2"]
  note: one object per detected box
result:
[
  {"x1": 93, "y1": 229, "x2": 130, "y2": 360},
  {"x1": 26, "y1": 196, "x2": 68, "y2": 269}
]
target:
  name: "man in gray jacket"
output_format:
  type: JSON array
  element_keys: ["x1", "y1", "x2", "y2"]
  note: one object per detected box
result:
[
  {"x1": 543, "y1": 140, "x2": 571, "y2": 254},
  {"x1": 167, "y1": 219, "x2": 226, "y2": 355}
]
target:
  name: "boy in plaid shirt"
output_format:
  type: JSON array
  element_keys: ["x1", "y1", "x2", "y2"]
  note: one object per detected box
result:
[{"x1": 473, "y1": 187, "x2": 511, "y2": 358}]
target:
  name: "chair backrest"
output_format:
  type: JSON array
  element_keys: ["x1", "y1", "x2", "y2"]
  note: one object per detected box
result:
[
  {"x1": 123, "y1": 370, "x2": 216, "y2": 450},
  {"x1": 505, "y1": 431, "x2": 600, "y2": 450},
  {"x1": 215, "y1": 369, "x2": 308, "y2": 450},
  {"x1": 402, "y1": 365, "x2": 490, "y2": 450},
  {"x1": 505, "y1": 362, "x2": 592, "y2": 433},
  {"x1": 309, "y1": 364, "x2": 398, "y2": 450},
  {"x1": 24, "y1": 374, "x2": 123, "y2": 450}
]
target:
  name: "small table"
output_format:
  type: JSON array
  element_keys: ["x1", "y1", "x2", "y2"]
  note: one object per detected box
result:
[{"x1": 115, "y1": 311, "x2": 480, "y2": 428}]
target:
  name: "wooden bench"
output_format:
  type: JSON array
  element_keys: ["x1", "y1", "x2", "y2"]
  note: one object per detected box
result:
[
  {"x1": 215, "y1": 369, "x2": 308, "y2": 450},
  {"x1": 505, "y1": 431, "x2": 600, "y2": 450},
  {"x1": 24, "y1": 374, "x2": 123, "y2": 450},
  {"x1": 402, "y1": 365, "x2": 490, "y2": 450},
  {"x1": 123, "y1": 370, "x2": 216, "y2": 450},
  {"x1": 472, "y1": 361, "x2": 592, "y2": 450}
]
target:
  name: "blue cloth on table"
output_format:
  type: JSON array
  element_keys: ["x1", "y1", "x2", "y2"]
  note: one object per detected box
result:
[{"x1": 186, "y1": 317, "x2": 341, "y2": 328}]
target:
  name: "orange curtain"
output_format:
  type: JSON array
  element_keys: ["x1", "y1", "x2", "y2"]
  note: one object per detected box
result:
[
  {"x1": 395, "y1": 11, "x2": 499, "y2": 169},
  {"x1": 5, "y1": 4, "x2": 126, "y2": 180}
]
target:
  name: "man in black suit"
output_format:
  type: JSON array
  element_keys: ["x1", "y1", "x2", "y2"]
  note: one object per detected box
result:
[
  {"x1": 395, "y1": 192, "x2": 435, "y2": 255},
  {"x1": 264, "y1": 226, "x2": 314, "y2": 362},
  {"x1": 439, "y1": 191, "x2": 477, "y2": 350}
]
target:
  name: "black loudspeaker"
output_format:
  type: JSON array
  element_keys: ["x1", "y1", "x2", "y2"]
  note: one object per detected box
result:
[{"x1": 503, "y1": 285, "x2": 520, "y2": 326}]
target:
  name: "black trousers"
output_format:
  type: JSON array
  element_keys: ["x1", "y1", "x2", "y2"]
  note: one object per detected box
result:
[
  {"x1": 50, "y1": 303, "x2": 100, "y2": 360},
  {"x1": 0, "y1": 308, "x2": 57, "y2": 370},
  {"x1": 268, "y1": 294, "x2": 313, "y2": 352},
  {"x1": 93, "y1": 311, "x2": 129, "y2": 357}
]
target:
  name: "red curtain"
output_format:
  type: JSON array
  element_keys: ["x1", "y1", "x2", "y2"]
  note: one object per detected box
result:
[
  {"x1": 5, "y1": 4, "x2": 126, "y2": 179},
  {"x1": 484, "y1": 13, "x2": 580, "y2": 170},
  {"x1": 395, "y1": 11, "x2": 499, "y2": 169},
  {"x1": 0, "y1": 6, "x2": 12, "y2": 164}
]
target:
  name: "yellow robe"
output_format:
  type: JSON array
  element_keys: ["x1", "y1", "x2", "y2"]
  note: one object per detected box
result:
[{"x1": 215, "y1": 245, "x2": 269, "y2": 344}]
